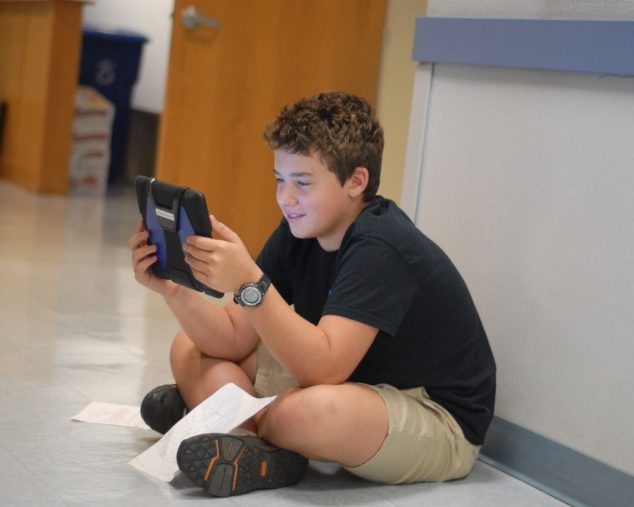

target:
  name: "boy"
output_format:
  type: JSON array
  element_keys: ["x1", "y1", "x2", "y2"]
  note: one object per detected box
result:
[{"x1": 129, "y1": 92, "x2": 496, "y2": 497}]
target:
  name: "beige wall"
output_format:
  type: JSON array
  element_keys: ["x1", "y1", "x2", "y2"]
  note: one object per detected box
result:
[{"x1": 375, "y1": 0, "x2": 428, "y2": 203}]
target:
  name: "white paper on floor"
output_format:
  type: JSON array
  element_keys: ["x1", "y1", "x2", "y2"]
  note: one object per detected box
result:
[
  {"x1": 129, "y1": 383, "x2": 277, "y2": 482},
  {"x1": 72, "y1": 401, "x2": 151, "y2": 430}
]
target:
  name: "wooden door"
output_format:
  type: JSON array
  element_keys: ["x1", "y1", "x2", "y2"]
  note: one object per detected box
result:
[{"x1": 157, "y1": 0, "x2": 386, "y2": 255}]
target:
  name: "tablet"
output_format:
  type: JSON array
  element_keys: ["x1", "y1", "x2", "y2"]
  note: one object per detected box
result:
[{"x1": 134, "y1": 176, "x2": 223, "y2": 298}]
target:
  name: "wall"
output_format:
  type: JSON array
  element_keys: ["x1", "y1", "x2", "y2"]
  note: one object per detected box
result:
[
  {"x1": 407, "y1": 0, "x2": 634, "y2": 475},
  {"x1": 82, "y1": 0, "x2": 173, "y2": 113},
  {"x1": 375, "y1": 0, "x2": 427, "y2": 202}
]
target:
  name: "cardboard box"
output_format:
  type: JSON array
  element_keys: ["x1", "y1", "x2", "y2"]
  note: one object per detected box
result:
[{"x1": 69, "y1": 86, "x2": 114, "y2": 194}]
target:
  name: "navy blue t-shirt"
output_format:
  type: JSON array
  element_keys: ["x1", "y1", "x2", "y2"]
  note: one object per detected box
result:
[{"x1": 256, "y1": 196, "x2": 496, "y2": 445}]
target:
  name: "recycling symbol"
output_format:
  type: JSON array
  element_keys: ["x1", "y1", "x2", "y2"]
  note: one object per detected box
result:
[{"x1": 95, "y1": 59, "x2": 116, "y2": 86}]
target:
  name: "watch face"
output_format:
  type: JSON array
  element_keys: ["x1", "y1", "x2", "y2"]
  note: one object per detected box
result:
[{"x1": 242, "y1": 286, "x2": 262, "y2": 306}]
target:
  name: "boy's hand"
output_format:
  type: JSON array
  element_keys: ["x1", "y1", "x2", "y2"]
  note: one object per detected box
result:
[
  {"x1": 128, "y1": 219, "x2": 180, "y2": 296},
  {"x1": 184, "y1": 216, "x2": 262, "y2": 293}
]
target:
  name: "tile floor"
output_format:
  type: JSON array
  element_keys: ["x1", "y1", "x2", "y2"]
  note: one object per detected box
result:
[{"x1": 0, "y1": 181, "x2": 568, "y2": 506}]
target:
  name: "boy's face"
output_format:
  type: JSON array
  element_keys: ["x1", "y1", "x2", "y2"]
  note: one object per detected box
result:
[{"x1": 274, "y1": 150, "x2": 363, "y2": 251}]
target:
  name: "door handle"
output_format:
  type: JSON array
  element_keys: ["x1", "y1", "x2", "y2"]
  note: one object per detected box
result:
[{"x1": 181, "y1": 5, "x2": 220, "y2": 30}]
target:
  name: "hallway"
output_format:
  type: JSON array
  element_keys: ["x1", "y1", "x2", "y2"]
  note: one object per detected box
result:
[{"x1": 0, "y1": 181, "x2": 566, "y2": 506}]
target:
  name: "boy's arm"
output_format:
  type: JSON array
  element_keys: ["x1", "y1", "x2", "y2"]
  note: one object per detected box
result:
[
  {"x1": 244, "y1": 283, "x2": 378, "y2": 386},
  {"x1": 163, "y1": 288, "x2": 260, "y2": 362},
  {"x1": 129, "y1": 219, "x2": 259, "y2": 361},
  {"x1": 184, "y1": 217, "x2": 377, "y2": 386}
]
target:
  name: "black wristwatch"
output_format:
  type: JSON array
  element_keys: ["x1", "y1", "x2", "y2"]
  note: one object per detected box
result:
[{"x1": 233, "y1": 274, "x2": 271, "y2": 307}]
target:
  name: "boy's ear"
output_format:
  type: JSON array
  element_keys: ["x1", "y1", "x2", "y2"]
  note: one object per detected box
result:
[{"x1": 347, "y1": 166, "x2": 369, "y2": 198}]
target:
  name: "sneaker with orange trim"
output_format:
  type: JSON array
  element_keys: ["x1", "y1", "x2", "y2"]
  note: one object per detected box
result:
[{"x1": 176, "y1": 433, "x2": 308, "y2": 496}]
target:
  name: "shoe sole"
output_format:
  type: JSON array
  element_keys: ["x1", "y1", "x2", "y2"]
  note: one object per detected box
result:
[{"x1": 177, "y1": 434, "x2": 308, "y2": 497}]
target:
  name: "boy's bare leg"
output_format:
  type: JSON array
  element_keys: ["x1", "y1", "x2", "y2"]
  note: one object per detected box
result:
[
  {"x1": 257, "y1": 384, "x2": 388, "y2": 467},
  {"x1": 170, "y1": 332, "x2": 387, "y2": 466},
  {"x1": 169, "y1": 330, "x2": 258, "y2": 430}
]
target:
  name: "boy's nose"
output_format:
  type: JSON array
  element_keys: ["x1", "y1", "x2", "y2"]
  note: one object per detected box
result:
[{"x1": 278, "y1": 185, "x2": 298, "y2": 206}]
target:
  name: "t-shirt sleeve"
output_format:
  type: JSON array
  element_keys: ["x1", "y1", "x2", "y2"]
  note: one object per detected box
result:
[
  {"x1": 322, "y1": 236, "x2": 420, "y2": 336},
  {"x1": 255, "y1": 221, "x2": 293, "y2": 304}
]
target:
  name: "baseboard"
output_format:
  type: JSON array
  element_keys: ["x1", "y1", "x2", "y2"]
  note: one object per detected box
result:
[{"x1": 480, "y1": 416, "x2": 634, "y2": 507}]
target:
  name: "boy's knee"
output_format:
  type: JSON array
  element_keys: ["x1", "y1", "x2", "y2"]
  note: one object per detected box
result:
[
  {"x1": 171, "y1": 329, "x2": 219, "y2": 361},
  {"x1": 170, "y1": 330, "x2": 196, "y2": 360},
  {"x1": 260, "y1": 385, "x2": 337, "y2": 438}
]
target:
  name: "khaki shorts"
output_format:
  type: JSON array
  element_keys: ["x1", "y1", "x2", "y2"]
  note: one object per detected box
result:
[{"x1": 253, "y1": 343, "x2": 480, "y2": 484}]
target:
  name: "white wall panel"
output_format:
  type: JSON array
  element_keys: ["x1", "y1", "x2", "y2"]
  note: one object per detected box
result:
[{"x1": 405, "y1": 58, "x2": 634, "y2": 476}]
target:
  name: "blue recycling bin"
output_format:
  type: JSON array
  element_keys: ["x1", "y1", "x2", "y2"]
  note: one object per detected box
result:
[{"x1": 79, "y1": 26, "x2": 148, "y2": 184}]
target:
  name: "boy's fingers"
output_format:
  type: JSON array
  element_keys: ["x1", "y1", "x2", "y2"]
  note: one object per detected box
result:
[
  {"x1": 127, "y1": 234, "x2": 140, "y2": 249},
  {"x1": 128, "y1": 229, "x2": 150, "y2": 249},
  {"x1": 136, "y1": 255, "x2": 157, "y2": 276},
  {"x1": 131, "y1": 244, "x2": 156, "y2": 264},
  {"x1": 185, "y1": 239, "x2": 234, "y2": 265},
  {"x1": 183, "y1": 244, "x2": 211, "y2": 263},
  {"x1": 185, "y1": 235, "x2": 215, "y2": 252},
  {"x1": 211, "y1": 216, "x2": 241, "y2": 243}
]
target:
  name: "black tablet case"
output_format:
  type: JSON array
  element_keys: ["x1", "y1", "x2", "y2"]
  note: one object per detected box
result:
[{"x1": 135, "y1": 176, "x2": 223, "y2": 298}]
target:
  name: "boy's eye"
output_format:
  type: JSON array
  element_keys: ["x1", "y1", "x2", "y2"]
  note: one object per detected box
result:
[{"x1": 296, "y1": 181, "x2": 310, "y2": 187}]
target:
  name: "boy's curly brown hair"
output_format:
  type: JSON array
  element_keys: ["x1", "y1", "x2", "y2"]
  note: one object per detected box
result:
[{"x1": 263, "y1": 91, "x2": 384, "y2": 201}]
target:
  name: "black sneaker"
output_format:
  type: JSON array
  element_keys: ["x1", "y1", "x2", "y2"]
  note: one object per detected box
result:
[
  {"x1": 140, "y1": 384, "x2": 187, "y2": 434},
  {"x1": 176, "y1": 433, "x2": 308, "y2": 497}
]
